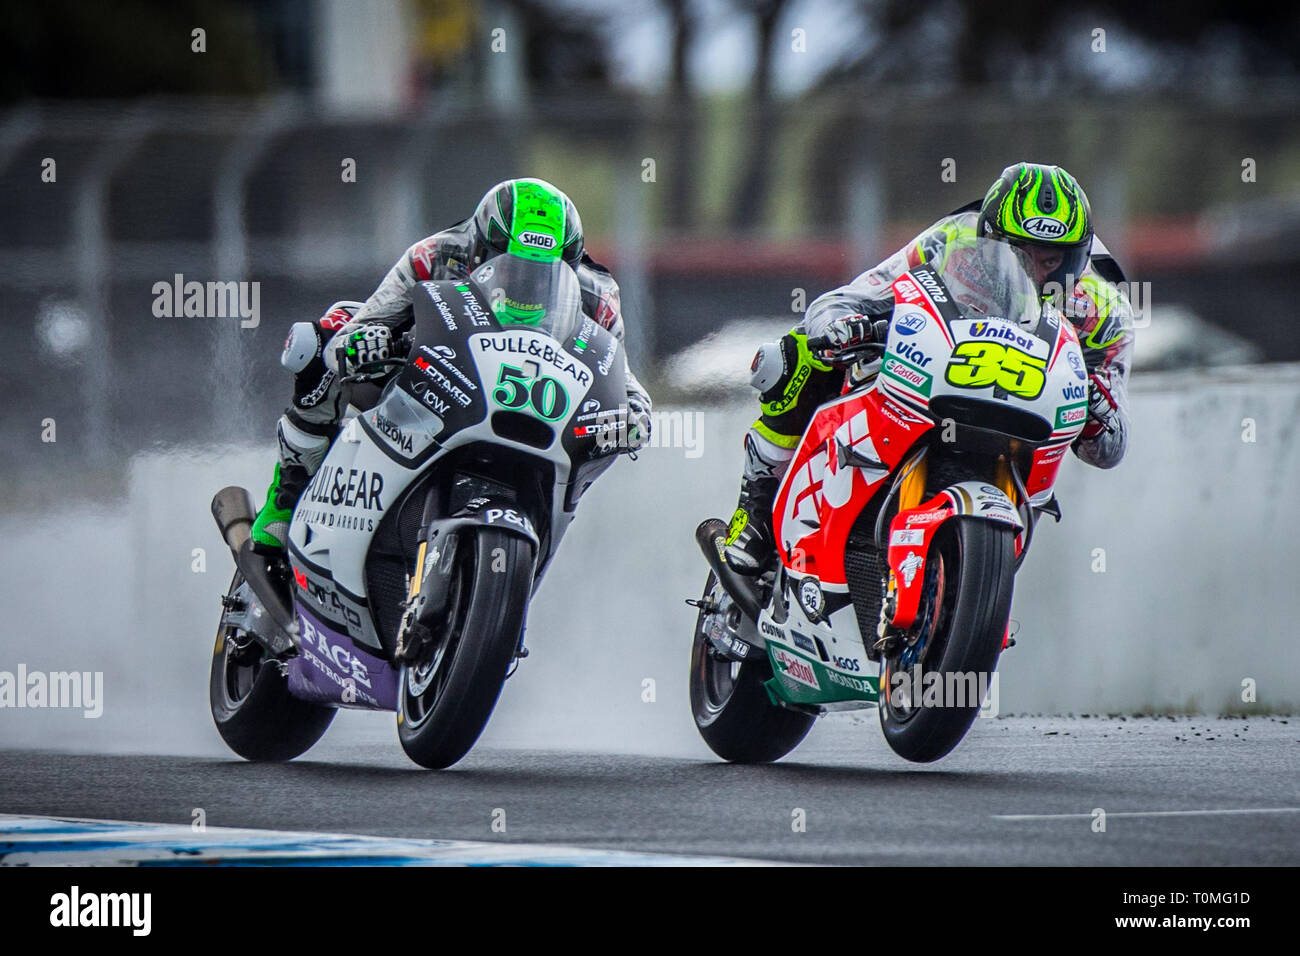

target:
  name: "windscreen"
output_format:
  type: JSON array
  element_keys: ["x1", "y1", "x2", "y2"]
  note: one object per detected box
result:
[
  {"x1": 471, "y1": 253, "x2": 585, "y2": 342},
  {"x1": 932, "y1": 236, "x2": 1042, "y2": 328}
]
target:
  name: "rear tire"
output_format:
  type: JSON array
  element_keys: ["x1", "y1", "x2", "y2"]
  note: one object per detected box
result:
[
  {"x1": 690, "y1": 572, "x2": 816, "y2": 763},
  {"x1": 879, "y1": 517, "x2": 1014, "y2": 762},
  {"x1": 396, "y1": 529, "x2": 532, "y2": 769},
  {"x1": 209, "y1": 571, "x2": 336, "y2": 762}
]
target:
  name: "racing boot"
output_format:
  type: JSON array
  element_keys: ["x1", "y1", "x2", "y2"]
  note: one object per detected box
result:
[
  {"x1": 724, "y1": 476, "x2": 779, "y2": 576},
  {"x1": 249, "y1": 414, "x2": 334, "y2": 556}
]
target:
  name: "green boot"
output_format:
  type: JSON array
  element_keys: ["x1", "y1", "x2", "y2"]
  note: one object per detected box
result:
[{"x1": 250, "y1": 462, "x2": 308, "y2": 555}]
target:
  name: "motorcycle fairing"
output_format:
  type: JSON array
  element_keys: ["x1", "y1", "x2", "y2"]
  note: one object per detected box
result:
[
  {"x1": 286, "y1": 278, "x2": 626, "y2": 660},
  {"x1": 760, "y1": 259, "x2": 1087, "y2": 709},
  {"x1": 285, "y1": 603, "x2": 399, "y2": 711},
  {"x1": 772, "y1": 390, "x2": 920, "y2": 588},
  {"x1": 758, "y1": 600, "x2": 882, "y2": 706},
  {"x1": 884, "y1": 483, "x2": 1022, "y2": 631}
]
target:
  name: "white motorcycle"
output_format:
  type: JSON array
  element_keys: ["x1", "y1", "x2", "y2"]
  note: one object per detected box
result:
[{"x1": 210, "y1": 254, "x2": 635, "y2": 768}]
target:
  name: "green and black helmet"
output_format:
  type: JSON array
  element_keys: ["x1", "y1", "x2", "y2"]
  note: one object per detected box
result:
[
  {"x1": 472, "y1": 178, "x2": 584, "y2": 266},
  {"x1": 977, "y1": 163, "x2": 1094, "y2": 287}
]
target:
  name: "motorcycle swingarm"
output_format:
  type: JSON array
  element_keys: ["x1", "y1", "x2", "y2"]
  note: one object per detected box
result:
[
  {"x1": 230, "y1": 543, "x2": 299, "y2": 658},
  {"x1": 219, "y1": 575, "x2": 296, "y2": 659}
]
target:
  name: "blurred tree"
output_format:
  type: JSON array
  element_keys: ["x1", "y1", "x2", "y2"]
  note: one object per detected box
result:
[
  {"x1": 1, "y1": 0, "x2": 275, "y2": 101},
  {"x1": 411, "y1": 0, "x2": 477, "y2": 91},
  {"x1": 815, "y1": 0, "x2": 1300, "y2": 90},
  {"x1": 664, "y1": 0, "x2": 700, "y2": 229},
  {"x1": 500, "y1": 0, "x2": 614, "y2": 89},
  {"x1": 730, "y1": 0, "x2": 790, "y2": 230},
  {"x1": 1088, "y1": 0, "x2": 1300, "y2": 78}
]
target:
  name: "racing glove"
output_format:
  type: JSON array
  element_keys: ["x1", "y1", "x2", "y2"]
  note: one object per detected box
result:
[
  {"x1": 326, "y1": 324, "x2": 395, "y2": 379},
  {"x1": 1078, "y1": 369, "x2": 1119, "y2": 440},
  {"x1": 823, "y1": 314, "x2": 889, "y2": 350},
  {"x1": 624, "y1": 395, "x2": 652, "y2": 452}
]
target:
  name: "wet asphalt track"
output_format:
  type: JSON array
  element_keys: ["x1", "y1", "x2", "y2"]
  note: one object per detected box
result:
[{"x1": 2, "y1": 716, "x2": 1297, "y2": 865}]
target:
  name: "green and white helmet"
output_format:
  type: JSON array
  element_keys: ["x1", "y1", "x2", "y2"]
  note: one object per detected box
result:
[
  {"x1": 977, "y1": 163, "x2": 1093, "y2": 285},
  {"x1": 472, "y1": 178, "x2": 584, "y2": 265}
]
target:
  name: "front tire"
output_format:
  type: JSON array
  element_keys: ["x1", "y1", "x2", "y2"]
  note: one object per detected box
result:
[
  {"x1": 690, "y1": 572, "x2": 816, "y2": 763},
  {"x1": 209, "y1": 571, "x2": 336, "y2": 761},
  {"x1": 396, "y1": 529, "x2": 532, "y2": 769},
  {"x1": 879, "y1": 517, "x2": 1014, "y2": 762}
]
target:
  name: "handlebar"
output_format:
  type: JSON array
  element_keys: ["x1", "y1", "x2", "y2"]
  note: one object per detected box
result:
[
  {"x1": 338, "y1": 357, "x2": 409, "y2": 385},
  {"x1": 806, "y1": 318, "x2": 891, "y2": 364},
  {"x1": 336, "y1": 331, "x2": 417, "y2": 384}
]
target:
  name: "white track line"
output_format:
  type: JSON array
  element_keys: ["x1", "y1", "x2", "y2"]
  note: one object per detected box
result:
[
  {"x1": 0, "y1": 814, "x2": 788, "y2": 867},
  {"x1": 994, "y1": 807, "x2": 1300, "y2": 821}
]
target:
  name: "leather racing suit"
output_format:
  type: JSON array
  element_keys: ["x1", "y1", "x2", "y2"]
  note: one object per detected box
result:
[
  {"x1": 740, "y1": 207, "x2": 1133, "y2": 493},
  {"x1": 260, "y1": 219, "x2": 652, "y2": 550}
]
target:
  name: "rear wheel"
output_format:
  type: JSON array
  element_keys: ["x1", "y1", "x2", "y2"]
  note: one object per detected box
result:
[
  {"x1": 690, "y1": 573, "x2": 816, "y2": 763},
  {"x1": 879, "y1": 517, "x2": 1014, "y2": 762},
  {"x1": 209, "y1": 571, "x2": 336, "y2": 761},
  {"x1": 396, "y1": 529, "x2": 532, "y2": 769}
]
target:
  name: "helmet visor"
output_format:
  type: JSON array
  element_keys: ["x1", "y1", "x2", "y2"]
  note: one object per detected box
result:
[{"x1": 1004, "y1": 237, "x2": 1092, "y2": 293}]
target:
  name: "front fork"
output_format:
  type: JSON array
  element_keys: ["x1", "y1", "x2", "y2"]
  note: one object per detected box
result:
[
  {"x1": 395, "y1": 489, "x2": 539, "y2": 666},
  {"x1": 876, "y1": 448, "x2": 929, "y2": 646},
  {"x1": 395, "y1": 532, "x2": 459, "y2": 664},
  {"x1": 875, "y1": 448, "x2": 1023, "y2": 657}
]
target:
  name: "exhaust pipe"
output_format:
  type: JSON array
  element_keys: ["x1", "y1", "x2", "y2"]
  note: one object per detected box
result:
[
  {"x1": 211, "y1": 486, "x2": 298, "y2": 653},
  {"x1": 212, "y1": 486, "x2": 256, "y2": 554},
  {"x1": 694, "y1": 518, "x2": 763, "y2": 624}
]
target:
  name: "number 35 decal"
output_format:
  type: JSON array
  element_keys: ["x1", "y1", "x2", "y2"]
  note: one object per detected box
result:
[
  {"x1": 945, "y1": 341, "x2": 1046, "y2": 399},
  {"x1": 493, "y1": 365, "x2": 570, "y2": 421}
]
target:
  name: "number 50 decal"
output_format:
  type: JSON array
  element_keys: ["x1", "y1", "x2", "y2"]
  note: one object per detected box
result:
[
  {"x1": 945, "y1": 341, "x2": 1047, "y2": 399},
  {"x1": 493, "y1": 365, "x2": 570, "y2": 420}
]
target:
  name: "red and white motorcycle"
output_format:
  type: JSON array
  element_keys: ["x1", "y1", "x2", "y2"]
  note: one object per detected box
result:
[{"x1": 690, "y1": 237, "x2": 1090, "y2": 762}]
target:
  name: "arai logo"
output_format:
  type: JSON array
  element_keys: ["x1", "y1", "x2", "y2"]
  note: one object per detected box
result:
[
  {"x1": 517, "y1": 231, "x2": 556, "y2": 250},
  {"x1": 1022, "y1": 216, "x2": 1067, "y2": 239},
  {"x1": 895, "y1": 313, "x2": 926, "y2": 336}
]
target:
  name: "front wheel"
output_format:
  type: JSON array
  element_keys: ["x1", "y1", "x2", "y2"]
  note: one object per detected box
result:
[
  {"x1": 209, "y1": 571, "x2": 336, "y2": 761},
  {"x1": 396, "y1": 529, "x2": 533, "y2": 769},
  {"x1": 690, "y1": 572, "x2": 816, "y2": 763},
  {"x1": 879, "y1": 517, "x2": 1015, "y2": 762}
]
